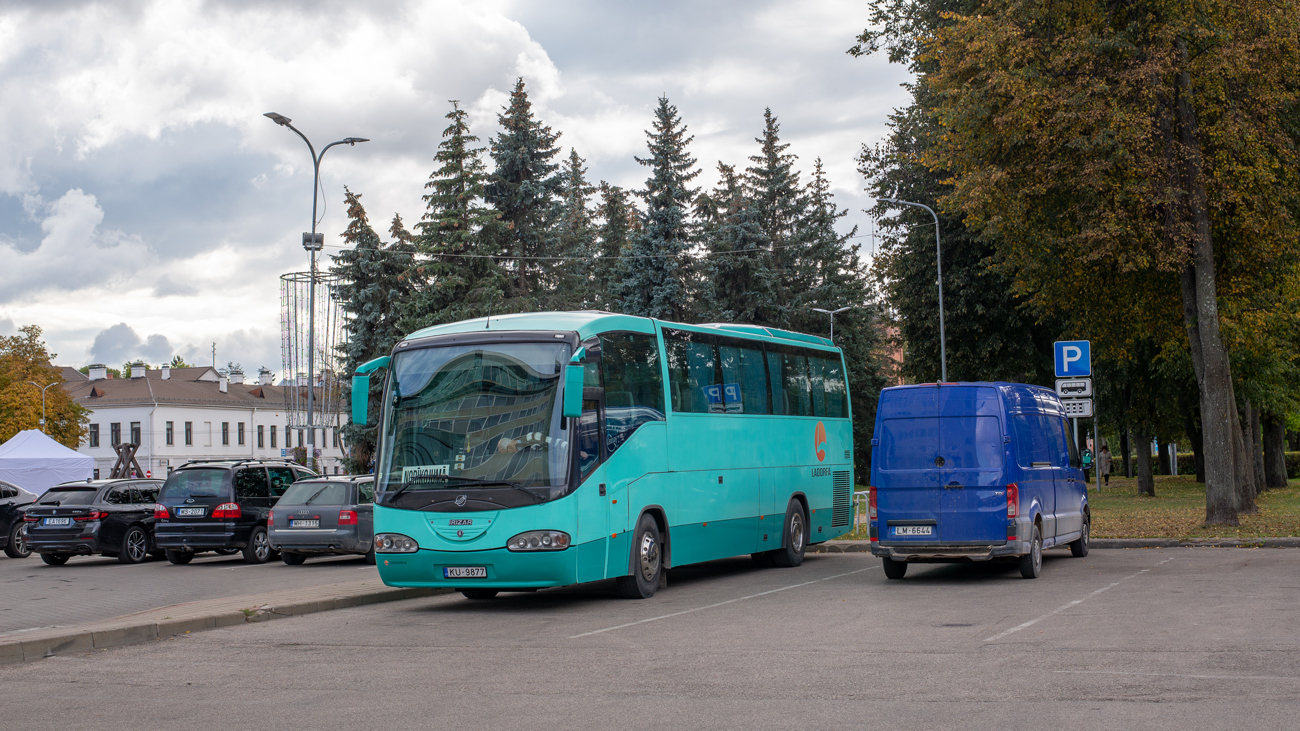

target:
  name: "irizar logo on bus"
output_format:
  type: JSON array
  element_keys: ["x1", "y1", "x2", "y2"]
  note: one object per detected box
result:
[{"x1": 814, "y1": 421, "x2": 828, "y2": 463}]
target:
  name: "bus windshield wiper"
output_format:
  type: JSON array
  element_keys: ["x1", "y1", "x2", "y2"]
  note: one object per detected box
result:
[{"x1": 387, "y1": 474, "x2": 548, "y2": 502}]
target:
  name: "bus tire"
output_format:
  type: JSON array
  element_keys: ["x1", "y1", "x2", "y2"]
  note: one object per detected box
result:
[
  {"x1": 615, "y1": 513, "x2": 662, "y2": 599},
  {"x1": 770, "y1": 500, "x2": 807, "y2": 568},
  {"x1": 750, "y1": 552, "x2": 775, "y2": 568}
]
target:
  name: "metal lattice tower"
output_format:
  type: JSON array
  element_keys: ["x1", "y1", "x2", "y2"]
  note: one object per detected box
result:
[{"x1": 280, "y1": 271, "x2": 345, "y2": 430}]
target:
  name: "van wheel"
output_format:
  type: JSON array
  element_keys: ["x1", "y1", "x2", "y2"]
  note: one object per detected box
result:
[
  {"x1": 461, "y1": 589, "x2": 498, "y2": 600},
  {"x1": 1070, "y1": 515, "x2": 1090, "y2": 558},
  {"x1": 243, "y1": 526, "x2": 271, "y2": 564},
  {"x1": 281, "y1": 552, "x2": 306, "y2": 565},
  {"x1": 40, "y1": 553, "x2": 70, "y2": 566},
  {"x1": 770, "y1": 500, "x2": 807, "y2": 568},
  {"x1": 165, "y1": 549, "x2": 193, "y2": 565},
  {"x1": 882, "y1": 557, "x2": 908, "y2": 579},
  {"x1": 1019, "y1": 525, "x2": 1043, "y2": 579},
  {"x1": 4, "y1": 522, "x2": 31, "y2": 558},
  {"x1": 118, "y1": 526, "x2": 150, "y2": 564},
  {"x1": 615, "y1": 513, "x2": 662, "y2": 599}
]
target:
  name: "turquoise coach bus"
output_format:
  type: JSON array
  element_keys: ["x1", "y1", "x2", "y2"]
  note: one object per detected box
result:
[{"x1": 350, "y1": 311, "x2": 854, "y2": 600}]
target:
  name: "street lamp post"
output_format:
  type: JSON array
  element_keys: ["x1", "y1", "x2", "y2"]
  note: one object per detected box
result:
[
  {"x1": 877, "y1": 197, "x2": 947, "y2": 382},
  {"x1": 811, "y1": 306, "x2": 853, "y2": 343},
  {"x1": 265, "y1": 112, "x2": 368, "y2": 454},
  {"x1": 27, "y1": 381, "x2": 56, "y2": 432}
]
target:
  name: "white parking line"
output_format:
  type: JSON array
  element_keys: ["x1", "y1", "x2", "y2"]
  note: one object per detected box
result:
[
  {"x1": 569, "y1": 566, "x2": 876, "y2": 639},
  {"x1": 983, "y1": 556, "x2": 1176, "y2": 642},
  {"x1": 1057, "y1": 669, "x2": 1299, "y2": 682}
]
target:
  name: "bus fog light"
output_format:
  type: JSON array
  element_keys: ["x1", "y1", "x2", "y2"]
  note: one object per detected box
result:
[
  {"x1": 374, "y1": 533, "x2": 419, "y2": 553},
  {"x1": 507, "y1": 530, "x2": 570, "y2": 552}
]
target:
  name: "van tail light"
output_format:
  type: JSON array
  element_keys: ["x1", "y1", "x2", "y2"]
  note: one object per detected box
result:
[
  {"x1": 154, "y1": 504, "x2": 169, "y2": 520},
  {"x1": 338, "y1": 509, "x2": 359, "y2": 526},
  {"x1": 75, "y1": 511, "x2": 109, "y2": 522},
  {"x1": 1006, "y1": 483, "x2": 1019, "y2": 518},
  {"x1": 212, "y1": 502, "x2": 241, "y2": 519},
  {"x1": 868, "y1": 486, "x2": 878, "y2": 520}
]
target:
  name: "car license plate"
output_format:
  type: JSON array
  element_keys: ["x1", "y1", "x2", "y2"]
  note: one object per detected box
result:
[
  {"x1": 177, "y1": 507, "x2": 205, "y2": 517},
  {"x1": 893, "y1": 525, "x2": 933, "y2": 536},
  {"x1": 289, "y1": 519, "x2": 320, "y2": 528},
  {"x1": 43, "y1": 517, "x2": 71, "y2": 526},
  {"x1": 443, "y1": 566, "x2": 487, "y2": 579}
]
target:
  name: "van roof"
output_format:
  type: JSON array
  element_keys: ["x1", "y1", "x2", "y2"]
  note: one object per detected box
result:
[{"x1": 878, "y1": 382, "x2": 1065, "y2": 417}]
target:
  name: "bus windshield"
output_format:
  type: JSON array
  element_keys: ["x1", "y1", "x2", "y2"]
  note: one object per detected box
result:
[{"x1": 377, "y1": 341, "x2": 573, "y2": 498}]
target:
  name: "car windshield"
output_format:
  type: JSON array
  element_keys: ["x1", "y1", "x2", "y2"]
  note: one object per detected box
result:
[
  {"x1": 278, "y1": 482, "x2": 349, "y2": 505},
  {"x1": 160, "y1": 469, "x2": 227, "y2": 500},
  {"x1": 377, "y1": 341, "x2": 573, "y2": 495},
  {"x1": 37, "y1": 488, "x2": 99, "y2": 506}
]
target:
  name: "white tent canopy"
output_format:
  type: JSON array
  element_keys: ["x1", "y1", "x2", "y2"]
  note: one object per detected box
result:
[{"x1": 0, "y1": 430, "x2": 94, "y2": 495}]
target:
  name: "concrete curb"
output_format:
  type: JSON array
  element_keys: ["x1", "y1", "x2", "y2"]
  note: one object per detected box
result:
[
  {"x1": 810, "y1": 537, "x2": 1300, "y2": 553},
  {"x1": 0, "y1": 582, "x2": 451, "y2": 666}
]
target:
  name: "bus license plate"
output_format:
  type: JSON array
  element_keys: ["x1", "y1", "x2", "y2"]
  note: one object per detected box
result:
[
  {"x1": 177, "y1": 508, "x2": 205, "y2": 517},
  {"x1": 43, "y1": 517, "x2": 71, "y2": 526},
  {"x1": 444, "y1": 566, "x2": 487, "y2": 579},
  {"x1": 893, "y1": 525, "x2": 933, "y2": 536},
  {"x1": 289, "y1": 519, "x2": 319, "y2": 528}
]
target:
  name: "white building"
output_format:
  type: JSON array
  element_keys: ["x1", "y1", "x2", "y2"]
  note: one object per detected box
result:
[{"x1": 61, "y1": 362, "x2": 348, "y2": 478}]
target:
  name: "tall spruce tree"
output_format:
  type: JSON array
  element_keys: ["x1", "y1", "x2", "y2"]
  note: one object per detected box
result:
[
  {"x1": 744, "y1": 108, "x2": 806, "y2": 323},
  {"x1": 619, "y1": 96, "x2": 700, "y2": 321},
  {"x1": 402, "y1": 100, "x2": 504, "y2": 332},
  {"x1": 553, "y1": 148, "x2": 596, "y2": 309},
  {"x1": 486, "y1": 78, "x2": 563, "y2": 308},
  {"x1": 593, "y1": 182, "x2": 636, "y2": 311},
  {"x1": 334, "y1": 188, "x2": 414, "y2": 472},
  {"x1": 698, "y1": 162, "x2": 777, "y2": 323}
]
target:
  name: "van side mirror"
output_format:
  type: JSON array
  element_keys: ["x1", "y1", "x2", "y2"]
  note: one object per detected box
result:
[
  {"x1": 352, "y1": 375, "x2": 370, "y2": 425},
  {"x1": 562, "y1": 364, "x2": 584, "y2": 418}
]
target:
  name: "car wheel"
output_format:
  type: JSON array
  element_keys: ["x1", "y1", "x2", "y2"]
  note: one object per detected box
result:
[
  {"x1": 281, "y1": 551, "x2": 306, "y2": 565},
  {"x1": 165, "y1": 549, "x2": 194, "y2": 565},
  {"x1": 243, "y1": 526, "x2": 272, "y2": 564},
  {"x1": 118, "y1": 526, "x2": 150, "y2": 564},
  {"x1": 615, "y1": 513, "x2": 662, "y2": 599},
  {"x1": 882, "y1": 557, "x2": 908, "y2": 579},
  {"x1": 363, "y1": 546, "x2": 377, "y2": 565},
  {"x1": 770, "y1": 499, "x2": 807, "y2": 568},
  {"x1": 1019, "y1": 525, "x2": 1043, "y2": 579},
  {"x1": 40, "y1": 553, "x2": 70, "y2": 566},
  {"x1": 1070, "y1": 515, "x2": 1090, "y2": 558},
  {"x1": 461, "y1": 589, "x2": 498, "y2": 600},
  {"x1": 4, "y1": 521, "x2": 31, "y2": 559}
]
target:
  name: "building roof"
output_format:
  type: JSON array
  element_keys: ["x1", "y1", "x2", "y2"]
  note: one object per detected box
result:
[
  {"x1": 61, "y1": 367, "x2": 88, "y2": 382},
  {"x1": 59, "y1": 366, "x2": 343, "y2": 411}
]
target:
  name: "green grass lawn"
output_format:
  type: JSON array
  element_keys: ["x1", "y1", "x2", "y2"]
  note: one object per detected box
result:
[{"x1": 836, "y1": 476, "x2": 1300, "y2": 541}]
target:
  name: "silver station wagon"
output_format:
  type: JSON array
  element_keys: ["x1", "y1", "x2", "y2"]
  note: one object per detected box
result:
[{"x1": 269, "y1": 475, "x2": 375, "y2": 565}]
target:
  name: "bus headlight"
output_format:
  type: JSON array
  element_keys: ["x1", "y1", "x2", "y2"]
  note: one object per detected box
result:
[
  {"x1": 507, "y1": 530, "x2": 571, "y2": 552},
  {"x1": 374, "y1": 533, "x2": 419, "y2": 553}
]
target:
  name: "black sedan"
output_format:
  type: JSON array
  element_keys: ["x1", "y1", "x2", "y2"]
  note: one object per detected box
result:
[
  {"x1": 1, "y1": 480, "x2": 37, "y2": 558},
  {"x1": 24, "y1": 479, "x2": 164, "y2": 565}
]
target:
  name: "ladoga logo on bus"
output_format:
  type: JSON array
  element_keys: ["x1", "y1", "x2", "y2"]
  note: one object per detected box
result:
[{"x1": 814, "y1": 421, "x2": 827, "y2": 462}]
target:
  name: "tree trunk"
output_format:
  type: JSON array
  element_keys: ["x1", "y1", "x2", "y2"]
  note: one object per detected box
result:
[
  {"x1": 1235, "y1": 403, "x2": 1258, "y2": 514},
  {"x1": 1263, "y1": 412, "x2": 1288, "y2": 489},
  {"x1": 1174, "y1": 42, "x2": 1238, "y2": 526},
  {"x1": 1251, "y1": 405, "x2": 1266, "y2": 493},
  {"x1": 1135, "y1": 423, "x2": 1155, "y2": 496},
  {"x1": 1122, "y1": 426, "x2": 1132, "y2": 478}
]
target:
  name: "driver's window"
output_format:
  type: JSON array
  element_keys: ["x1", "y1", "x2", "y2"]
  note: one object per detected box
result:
[{"x1": 577, "y1": 398, "x2": 601, "y2": 481}]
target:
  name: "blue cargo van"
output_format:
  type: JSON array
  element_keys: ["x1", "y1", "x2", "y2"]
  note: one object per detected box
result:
[{"x1": 867, "y1": 383, "x2": 1089, "y2": 579}]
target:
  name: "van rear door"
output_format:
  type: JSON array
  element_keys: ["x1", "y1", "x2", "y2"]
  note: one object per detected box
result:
[
  {"x1": 873, "y1": 388, "x2": 940, "y2": 542},
  {"x1": 937, "y1": 386, "x2": 1008, "y2": 543}
]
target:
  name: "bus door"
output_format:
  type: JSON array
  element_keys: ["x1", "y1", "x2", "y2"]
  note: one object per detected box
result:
[{"x1": 576, "y1": 381, "x2": 612, "y2": 582}]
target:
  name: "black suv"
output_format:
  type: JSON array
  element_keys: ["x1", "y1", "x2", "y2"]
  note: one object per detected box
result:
[
  {"x1": 154, "y1": 460, "x2": 317, "y2": 564},
  {"x1": 22, "y1": 479, "x2": 164, "y2": 565},
  {"x1": 1, "y1": 480, "x2": 37, "y2": 559}
]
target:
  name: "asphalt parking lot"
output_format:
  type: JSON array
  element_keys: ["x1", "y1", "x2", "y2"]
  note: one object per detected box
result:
[
  {"x1": 0, "y1": 552, "x2": 376, "y2": 634},
  {"x1": 2, "y1": 547, "x2": 1297, "y2": 730}
]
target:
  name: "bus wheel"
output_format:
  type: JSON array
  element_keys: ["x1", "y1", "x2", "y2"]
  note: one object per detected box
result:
[
  {"x1": 771, "y1": 500, "x2": 806, "y2": 568},
  {"x1": 461, "y1": 589, "x2": 498, "y2": 600},
  {"x1": 750, "y1": 552, "x2": 775, "y2": 568},
  {"x1": 616, "y1": 513, "x2": 662, "y2": 599}
]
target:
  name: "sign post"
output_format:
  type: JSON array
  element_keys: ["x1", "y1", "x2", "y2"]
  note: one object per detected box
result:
[{"x1": 1054, "y1": 341, "x2": 1096, "y2": 491}]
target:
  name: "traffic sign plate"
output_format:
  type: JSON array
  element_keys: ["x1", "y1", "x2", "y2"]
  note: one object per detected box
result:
[
  {"x1": 1061, "y1": 398, "x2": 1094, "y2": 418},
  {"x1": 1055, "y1": 378, "x2": 1093, "y2": 398},
  {"x1": 1054, "y1": 340, "x2": 1092, "y2": 377}
]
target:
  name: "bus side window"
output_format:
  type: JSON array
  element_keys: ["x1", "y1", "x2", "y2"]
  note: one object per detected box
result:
[
  {"x1": 767, "y1": 350, "x2": 787, "y2": 415},
  {"x1": 599, "y1": 332, "x2": 666, "y2": 456},
  {"x1": 577, "y1": 399, "x2": 602, "y2": 481},
  {"x1": 782, "y1": 351, "x2": 813, "y2": 417},
  {"x1": 823, "y1": 355, "x2": 849, "y2": 418},
  {"x1": 718, "y1": 340, "x2": 769, "y2": 414},
  {"x1": 665, "y1": 329, "x2": 719, "y2": 414}
]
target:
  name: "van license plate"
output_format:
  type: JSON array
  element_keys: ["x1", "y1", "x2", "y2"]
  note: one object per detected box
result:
[
  {"x1": 893, "y1": 525, "x2": 933, "y2": 536},
  {"x1": 443, "y1": 566, "x2": 487, "y2": 579},
  {"x1": 43, "y1": 517, "x2": 71, "y2": 526},
  {"x1": 289, "y1": 519, "x2": 319, "y2": 528},
  {"x1": 177, "y1": 508, "x2": 205, "y2": 517}
]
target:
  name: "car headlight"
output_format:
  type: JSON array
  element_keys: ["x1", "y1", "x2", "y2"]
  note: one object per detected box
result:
[
  {"x1": 374, "y1": 533, "x2": 419, "y2": 553},
  {"x1": 506, "y1": 530, "x2": 571, "y2": 552}
]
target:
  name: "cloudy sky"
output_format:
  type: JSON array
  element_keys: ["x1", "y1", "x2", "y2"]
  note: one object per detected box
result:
[{"x1": 0, "y1": 0, "x2": 910, "y2": 376}]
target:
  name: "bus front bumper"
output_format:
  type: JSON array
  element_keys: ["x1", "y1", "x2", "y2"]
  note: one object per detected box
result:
[{"x1": 376, "y1": 545, "x2": 578, "y2": 589}]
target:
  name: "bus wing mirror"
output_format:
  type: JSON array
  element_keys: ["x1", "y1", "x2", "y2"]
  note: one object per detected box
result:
[
  {"x1": 562, "y1": 365, "x2": 584, "y2": 418},
  {"x1": 352, "y1": 375, "x2": 370, "y2": 425}
]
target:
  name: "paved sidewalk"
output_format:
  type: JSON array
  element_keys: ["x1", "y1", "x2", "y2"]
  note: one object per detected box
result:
[
  {"x1": 811, "y1": 537, "x2": 1300, "y2": 552},
  {"x1": 0, "y1": 579, "x2": 449, "y2": 666}
]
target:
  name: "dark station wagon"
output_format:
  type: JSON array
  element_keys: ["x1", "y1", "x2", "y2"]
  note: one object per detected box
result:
[{"x1": 23, "y1": 479, "x2": 165, "y2": 565}]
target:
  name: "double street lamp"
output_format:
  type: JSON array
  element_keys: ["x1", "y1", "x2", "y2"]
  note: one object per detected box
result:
[
  {"x1": 264, "y1": 112, "x2": 368, "y2": 451},
  {"x1": 877, "y1": 197, "x2": 947, "y2": 383},
  {"x1": 811, "y1": 306, "x2": 853, "y2": 344},
  {"x1": 27, "y1": 381, "x2": 56, "y2": 432}
]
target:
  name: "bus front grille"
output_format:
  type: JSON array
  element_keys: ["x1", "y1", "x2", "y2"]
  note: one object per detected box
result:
[{"x1": 831, "y1": 470, "x2": 851, "y2": 527}]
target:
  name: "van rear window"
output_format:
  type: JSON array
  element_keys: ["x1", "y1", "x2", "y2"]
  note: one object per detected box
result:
[
  {"x1": 940, "y1": 416, "x2": 1003, "y2": 469},
  {"x1": 878, "y1": 417, "x2": 939, "y2": 470}
]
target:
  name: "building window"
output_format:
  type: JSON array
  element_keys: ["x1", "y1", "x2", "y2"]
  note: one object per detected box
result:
[
  {"x1": 238, "y1": 422, "x2": 245, "y2": 446},
  {"x1": 110, "y1": 423, "x2": 121, "y2": 447},
  {"x1": 222, "y1": 422, "x2": 230, "y2": 446},
  {"x1": 166, "y1": 421, "x2": 174, "y2": 446},
  {"x1": 258, "y1": 425, "x2": 264, "y2": 449},
  {"x1": 270, "y1": 425, "x2": 277, "y2": 448},
  {"x1": 93, "y1": 469, "x2": 100, "y2": 479},
  {"x1": 130, "y1": 422, "x2": 141, "y2": 444},
  {"x1": 185, "y1": 421, "x2": 193, "y2": 446},
  {"x1": 298, "y1": 429, "x2": 304, "y2": 448},
  {"x1": 89, "y1": 424, "x2": 100, "y2": 448}
]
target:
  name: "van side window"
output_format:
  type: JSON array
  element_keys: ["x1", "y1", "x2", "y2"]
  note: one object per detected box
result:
[
  {"x1": 1063, "y1": 418, "x2": 1081, "y2": 467},
  {"x1": 600, "y1": 332, "x2": 666, "y2": 454},
  {"x1": 267, "y1": 467, "x2": 297, "y2": 496},
  {"x1": 664, "y1": 329, "x2": 721, "y2": 414},
  {"x1": 234, "y1": 468, "x2": 270, "y2": 499},
  {"x1": 1011, "y1": 414, "x2": 1056, "y2": 467}
]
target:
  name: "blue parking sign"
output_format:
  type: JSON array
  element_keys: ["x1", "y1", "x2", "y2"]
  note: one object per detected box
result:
[{"x1": 1054, "y1": 340, "x2": 1091, "y2": 377}]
